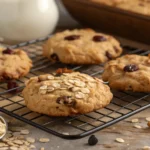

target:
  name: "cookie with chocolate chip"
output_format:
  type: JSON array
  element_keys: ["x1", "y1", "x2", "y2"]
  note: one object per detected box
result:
[
  {"x1": 43, "y1": 29, "x2": 122, "y2": 64},
  {"x1": 102, "y1": 54, "x2": 150, "y2": 92},
  {"x1": 0, "y1": 47, "x2": 32, "y2": 81},
  {"x1": 22, "y1": 69, "x2": 113, "y2": 116}
]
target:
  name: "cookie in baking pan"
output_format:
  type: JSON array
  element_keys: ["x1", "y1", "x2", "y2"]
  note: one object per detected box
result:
[
  {"x1": 90, "y1": 0, "x2": 150, "y2": 16},
  {"x1": 43, "y1": 29, "x2": 122, "y2": 64},
  {"x1": 22, "y1": 68, "x2": 113, "y2": 116},
  {"x1": 102, "y1": 54, "x2": 150, "y2": 92},
  {"x1": 0, "y1": 48, "x2": 32, "y2": 81}
]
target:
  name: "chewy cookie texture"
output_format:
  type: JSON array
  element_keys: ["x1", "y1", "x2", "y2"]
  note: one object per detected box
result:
[
  {"x1": 22, "y1": 68, "x2": 113, "y2": 116},
  {"x1": 0, "y1": 47, "x2": 32, "y2": 81},
  {"x1": 102, "y1": 54, "x2": 150, "y2": 92},
  {"x1": 43, "y1": 29, "x2": 122, "y2": 64},
  {"x1": 90, "y1": 0, "x2": 150, "y2": 16}
]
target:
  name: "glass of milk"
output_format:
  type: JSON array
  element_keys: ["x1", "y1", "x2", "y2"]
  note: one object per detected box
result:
[{"x1": 0, "y1": 0, "x2": 59, "y2": 44}]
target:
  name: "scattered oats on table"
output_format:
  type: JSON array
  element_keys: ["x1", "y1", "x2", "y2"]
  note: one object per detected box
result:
[
  {"x1": 26, "y1": 137, "x2": 35, "y2": 143},
  {"x1": 39, "y1": 138, "x2": 50, "y2": 143},
  {"x1": 133, "y1": 124, "x2": 142, "y2": 129},
  {"x1": 30, "y1": 144, "x2": 36, "y2": 149},
  {"x1": 20, "y1": 129, "x2": 30, "y2": 135},
  {"x1": 131, "y1": 118, "x2": 139, "y2": 123},
  {"x1": 115, "y1": 138, "x2": 125, "y2": 143}
]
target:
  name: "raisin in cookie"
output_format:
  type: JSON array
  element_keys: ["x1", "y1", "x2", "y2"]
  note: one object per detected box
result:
[
  {"x1": 102, "y1": 54, "x2": 150, "y2": 92},
  {"x1": 43, "y1": 29, "x2": 122, "y2": 64},
  {"x1": 0, "y1": 47, "x2": 32, "y2": 81},
  {"x1": 22, "y1": 69, "x2": 113, "y2": 116}
]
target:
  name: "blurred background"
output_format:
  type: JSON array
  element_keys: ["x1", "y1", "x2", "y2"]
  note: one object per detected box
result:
[
  {"x1": 56, "y1": 0, "x2": 79, "y2": 27},
  {"x1": 0, "y1": 0, "x2": 150, "y2": 45},
  {"x1": 0, "y1": 0, "x2": 78, "y2": 44}
]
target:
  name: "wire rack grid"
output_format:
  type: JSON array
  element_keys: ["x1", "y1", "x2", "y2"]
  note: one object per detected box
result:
[{"x1": 0, "y1": 37, "x2": 150, "y2": 139}]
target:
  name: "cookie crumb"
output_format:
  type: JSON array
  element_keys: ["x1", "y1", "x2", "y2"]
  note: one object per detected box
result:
[
  {"x1": 115, "y1": 138, "x2": 125, "y2": 143},
  {"x1": 40, "y1": 147, "x2": 45, "y2": 150}
]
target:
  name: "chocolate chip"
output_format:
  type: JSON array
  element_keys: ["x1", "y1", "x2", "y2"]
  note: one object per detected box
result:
[
  {"x1": 56, "y1": 96, "x2": 75, "y2": 106},
  {"x1": 124, "y1": 64, "x2": 139, "y2": 72},
  {"x1": 64, "y1": 35, "x2": 80, "y2": 41},
  {"x1": 93, "y1": 35, "x2": 107, "y2": 42},
  {"x1": 7, "y1": 81, "x2": 19, "y2": 93},
  {"x1": 106, "y1": 51, "x2": 112, "y2": 60},
  {"x1": 88, "y1": 135, "x2": 98, "y2": 146},
  {"x1": 2, "y1": 48, "x2": 13, "y2": 54},
  {"x1": 50, "y1": 53, "x2": 59, "y2": 61}
]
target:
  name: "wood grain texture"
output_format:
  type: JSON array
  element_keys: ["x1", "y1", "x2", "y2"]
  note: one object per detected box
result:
[
  {"x1": 3, "y1": 110, "x2": 150, "y2": 150},
  {"x1": 62, "y1": 0, "x2": 150, "y2": 44}
]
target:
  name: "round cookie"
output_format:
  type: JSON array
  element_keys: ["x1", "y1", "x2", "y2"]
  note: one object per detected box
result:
[
  {"x1": 22, "y1": 69, "x2": 113, "y2": 116},
  {"x1": 0, "y1": 47, "x2": 32, "y2": 81},
  {"x1": 102, "y1": 54, "x2": 150, "y2": 92},
  {"x1": 43, "y1": 29, "x2": 122, "y2": 64}
]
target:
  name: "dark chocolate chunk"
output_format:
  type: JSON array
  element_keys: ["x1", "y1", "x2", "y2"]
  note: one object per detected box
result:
[{"x1": 88, "y1": 135, "x2": 98, "y2": 146}]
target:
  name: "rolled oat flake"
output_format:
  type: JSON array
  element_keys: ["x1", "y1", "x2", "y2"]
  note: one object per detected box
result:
[{"x1": 0, "y1": 119, "x2": 6, "y2": 137}]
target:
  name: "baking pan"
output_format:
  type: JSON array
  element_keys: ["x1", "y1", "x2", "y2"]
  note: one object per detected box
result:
[{"x1": 62, "y1": 0, "x2": 150, "y2": 44}]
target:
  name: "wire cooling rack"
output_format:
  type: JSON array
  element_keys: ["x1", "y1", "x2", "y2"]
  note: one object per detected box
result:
[{"x1": 0, "y1": 37, "x2": 150, "y2": 139}]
